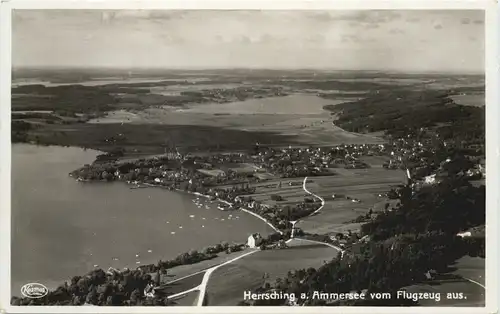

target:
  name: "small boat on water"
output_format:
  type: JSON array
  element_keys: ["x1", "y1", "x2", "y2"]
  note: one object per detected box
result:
[
  {"x1": 218, "y1": 203, "x2": 233, "y2": 211},
  {"x1": 130, "y1": 185, "x2": 147, "y2": 189}
]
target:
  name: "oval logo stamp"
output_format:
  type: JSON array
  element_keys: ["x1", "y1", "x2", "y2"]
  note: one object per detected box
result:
[{"x1": 20, "y1": 283, "x2": 48, "y2": 299}]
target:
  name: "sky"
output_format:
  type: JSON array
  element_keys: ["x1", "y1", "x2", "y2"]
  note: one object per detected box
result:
[{"x1": 12, "y1": 10, "x2": 485, "y2": 73}]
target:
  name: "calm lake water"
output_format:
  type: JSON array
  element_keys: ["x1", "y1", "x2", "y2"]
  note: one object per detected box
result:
[{"x1": 11, "y1": 144, "x2": 273, "y2": 295}]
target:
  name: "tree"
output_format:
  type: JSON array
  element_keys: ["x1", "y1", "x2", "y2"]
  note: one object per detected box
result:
[
  {"x1": 271, "y1": 194, "x2": 283, "y2": 201},
  {"x1": 105, "y1": 295, "x2": 114, "y2": 306},
  {"x1": 130, "y1": 289, "x2": 142, "y2": 305},
  {"x1": 154, "y1": 270, "x2": 161, "y2": 286},
  {"x1": 72, "y1": 295, "x2": 82, "y2": 305},
  {"x1": 85, "y1": 287, "x2": 98, "y2": 305}
]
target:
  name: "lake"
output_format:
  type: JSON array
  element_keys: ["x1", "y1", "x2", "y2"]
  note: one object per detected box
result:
[
  {"x1": 11, "y1": 144, "x2": 274, "y2": 296},
  {"x1": 183, "y1": 94, "x2": 341, "y2": 115}
]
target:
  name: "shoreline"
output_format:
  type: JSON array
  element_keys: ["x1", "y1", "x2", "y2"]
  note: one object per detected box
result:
[
  {"x1": 239, "y1": 207, "x2": 282, "y2": 234},
  {"x1": 13, "y1": 145, "x2": 322, "y2": 293},
  {"x1": 65, "y1": 181, "x2": 282, "y2": 275},
  {"x1": 143, "y1": 182, "x2": 282, "y2": 234}
]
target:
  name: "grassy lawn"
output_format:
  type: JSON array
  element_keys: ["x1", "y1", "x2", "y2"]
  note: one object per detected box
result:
[
  {"x1": 450, "y1": 256, "x2": 485, "y2": 286},
  {"x1": 156, "y1": 248, "x2": 257, "y2": 284},
  {"x1": 400, "y1": 256, "x2": 485, "y2": 307},
  {"x1": 197, "y1": 169, "x2": 227, "y2": 177},
  {"x1": 160, "y1": 272, "x2": 205, "y2": 296},
  {"x1": 205, "y1": 240, "x2": 338, "y2": 306},
  {"x1": 170, "y1": 290, "x2": 200, "y2": 306},
  {"x1": 402, "y1": 277, "x2": 485, "y2": 306},
  {"x1": 296, "y1": 169, "x2": 406, "y2": 234}
]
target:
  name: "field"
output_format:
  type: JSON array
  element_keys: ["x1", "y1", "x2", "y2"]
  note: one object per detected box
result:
[
  {"x1": 183, "y1": 95, "x2": 339, "y2": 115},
  {"x1": 10, "y1": 70, "x2": 486, "y2": 307},
  {"x1": 18, "y1": 70, "x2": 483, "y2": 156},
  {"x1": 157, "y1": 249, "x2": 257, "y2": 285},
  {"x1": 449, "y1": 94, "x2": 485, "y2": 107},
  {"x1": 170, "y1": 291, "x2": 200, "y2": 306},
  {"x1": 296, "y1": 168, "x2": 407, "y2": 234},
  {"x1": 25, "y1": 123, "x2": 301, "y2": 155},
  {"x1": 399, "y1": 257, "x2": 485, "y2": 307},
  {"x1": 197, "y1": 169, "x2": 227, "y2": 177},
  {"x1": 161, "y1": 272, "x2": 205, "y2": 296},
  {"x1": 240, "y1": 157, "x2": 407, "y2": 235},
  {"x1": 205, "y1": 239, "x2": 339, "y2": 306},
  {"x1": 450, "y1": 256, "x2": 485, "y2": 286},
  {"x1": 84, "y1": 94, "x2": 384, "y2": 150},
  {"x1": 247, "y1": 177, "x2": 305, "y2": 206}
]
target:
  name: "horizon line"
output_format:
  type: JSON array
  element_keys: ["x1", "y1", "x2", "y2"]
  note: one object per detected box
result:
[{"x1": 12, "y1": 66, "x2": 485, "y2": 76}]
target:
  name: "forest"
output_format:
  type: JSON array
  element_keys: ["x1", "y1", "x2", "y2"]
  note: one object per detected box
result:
[{"x1": 324, "y1": 89, "x2": 485, "y2": 146}]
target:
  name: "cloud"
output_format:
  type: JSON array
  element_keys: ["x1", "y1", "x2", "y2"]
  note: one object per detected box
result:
[
  {"x1": 148, "y1": 10, "x2": 188, "y2": 20},
  {"x1": 111, "y1": 10, "x2": 188, "y2": 21},
  {"x1": 254, "y1": 34, "x2": 288, "y2": 44},
  {"x1": 159, "y1": 34, "x2": 184, "y2": 44},
  {"x1": 237, "y1": 35, "x2": 252, "y2": 44},
  {"x1": 306, "y1": 34, "x2": 325, "y2": 43},
  {"x1": 258, "y1": 34, "x2": 274, "y2": 43},
  {"x1": 315, "y1": 10, "x2": 401, "y2": 26},
  {"x1": 12, "y1": 10, "x2": 485, "y2": 73},
  {"x1": 406, "y1": 17, "x2": 420, "y2": 23},
  {"x1": 389, "y1": 28, "x2": 405, "y2": 35},
  {"x1": 341, "y1": 34, "x2": 359, "y2": 43},
  {"x1": 364, "y1": 23, "x2": 380, "y2": 29},
  {"x1": 310, "y1": 12, "x2": 334, "y2": 22}
]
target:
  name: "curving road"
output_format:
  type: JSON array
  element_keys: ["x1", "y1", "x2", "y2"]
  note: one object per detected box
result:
[
  {"x1": 289, "y1": 177, "x2": 326, "y2": 240},
  {"x1": 168, "y1": 176, "x2": 340, "y2": 306},
  {"x1": 165, "y1": 249, "x2": 259, "y2": 304}
]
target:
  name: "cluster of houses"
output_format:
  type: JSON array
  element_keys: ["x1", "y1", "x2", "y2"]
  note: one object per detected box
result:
[{"x1": 251, "y1": 144, "x2": 381, "y2": 178}]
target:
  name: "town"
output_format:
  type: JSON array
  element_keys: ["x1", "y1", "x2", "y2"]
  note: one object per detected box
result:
[{"x1": 69, "y1": 124, "x2": 485, "y2": 250}]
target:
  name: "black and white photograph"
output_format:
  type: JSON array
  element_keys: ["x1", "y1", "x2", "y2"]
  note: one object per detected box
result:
[{"x1": 2, "y1": 2, "x2": 495, "y2": 311}]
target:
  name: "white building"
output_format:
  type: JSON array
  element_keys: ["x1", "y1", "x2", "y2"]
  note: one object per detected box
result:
[
  {"x1": 247, "y1": 233, "x2": 263, "y2": 248},
  {"x1": 457, "y1": 231, "x2": 472, "y2": 238},
  {"x1": 424, "y1": 174, "x2": 437, "y2": 185}
]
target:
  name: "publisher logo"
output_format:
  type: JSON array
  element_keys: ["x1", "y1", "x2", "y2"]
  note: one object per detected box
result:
[{"x1": 20, "y1": 283, "x2": 48, "y2": 299}]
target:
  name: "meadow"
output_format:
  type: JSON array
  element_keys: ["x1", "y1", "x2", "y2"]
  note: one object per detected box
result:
[{"x1": 205, "y1": 239, "x2": 339, "y2": 306}]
